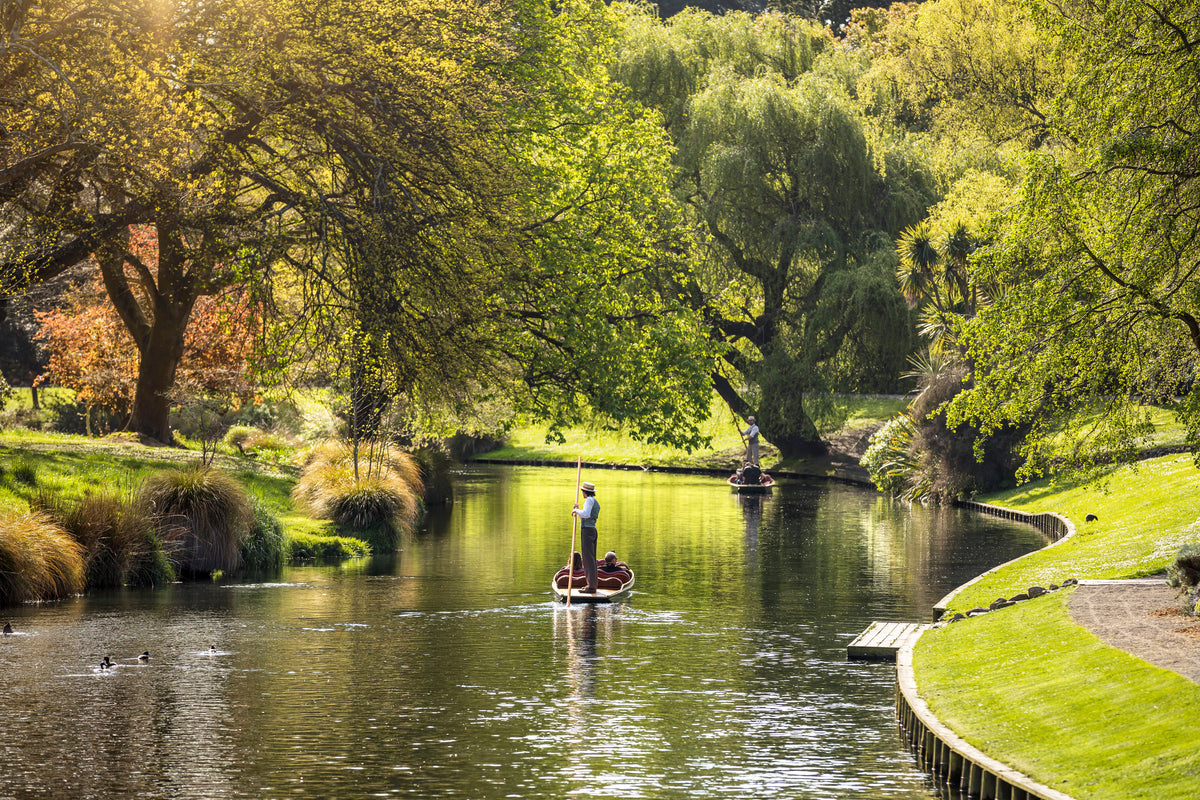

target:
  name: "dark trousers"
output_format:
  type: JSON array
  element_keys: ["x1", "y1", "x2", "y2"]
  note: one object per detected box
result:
[{"x1": 581, "y1": 526, "x2": 598, "y2": 589}]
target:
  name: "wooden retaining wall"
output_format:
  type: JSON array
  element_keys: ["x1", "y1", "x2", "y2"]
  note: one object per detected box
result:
[
  {"x1": 896, "y1": 636, "x2": 1077, "y2": 800},
  {"x1": 954, "y1": 501, "x2": 1074, "y2": 542},
  {"x1": 932, "y1": 503, "x2": 1076, "y2": 619}
]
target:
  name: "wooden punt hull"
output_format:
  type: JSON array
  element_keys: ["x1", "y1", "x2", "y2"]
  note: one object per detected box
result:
[{"x1": 552, "y1": 571, "x2": 635, "y2": 603}]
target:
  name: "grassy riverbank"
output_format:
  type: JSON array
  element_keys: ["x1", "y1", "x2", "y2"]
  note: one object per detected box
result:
[
  {"x1": 914, "y1": 453, "x2": 1200, "y2": 800},
  {"x1": 0, "y1": 430, "x2": 365, "y2": 570},
  {"x1": 479, "y1": 396, "x2": 905, "y2": 470}
]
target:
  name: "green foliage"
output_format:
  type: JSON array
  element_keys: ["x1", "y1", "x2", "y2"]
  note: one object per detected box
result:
[
  {"x1": 239, "y1": 496, "x2": 287, "y2": 573},
  {"x1": 35, "y1": 490, "x2": 174, "y2": 589},
  {"x1": 943, "y1": 0, "x2": 1200, "y2": 476},
  {"x1": 1166, "y1": 544, "x2": 1200, "y2": 617},
  {"x1": 140, "y1": 464, "x2": 253, "y2": 577},
  {"x1": 861, "y1": 414, "x2": 919, "y2": 495},
  {"x1": 860, "y1": 0, "x2": 1059, "y2": 146},
  {"x1": 0, "y1": 510, "x2": 86, "y2": 606},
  {"x1": 410, "y1": 447, "x2": 454, "y2": 506},
  {"x1": 285, "y1": 530, "x2": 371, "y2": 562},
  {"x1": 612, "y1": 5, "x2": 936, "y2": 456}
]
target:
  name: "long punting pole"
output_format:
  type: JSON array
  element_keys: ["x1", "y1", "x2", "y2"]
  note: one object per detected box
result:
[{"x1": 566, "y1": 456, "x2": 582, "y2": 606}]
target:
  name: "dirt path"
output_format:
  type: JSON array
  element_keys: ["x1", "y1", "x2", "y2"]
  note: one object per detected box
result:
[{"x1": 1068, "y1": 581, "x2": 1200, "y2": 685}]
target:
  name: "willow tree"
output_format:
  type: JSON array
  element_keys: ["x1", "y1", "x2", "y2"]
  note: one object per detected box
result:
[{"x1": 613, "y1": 7, "x2": 934, "y2": 456}]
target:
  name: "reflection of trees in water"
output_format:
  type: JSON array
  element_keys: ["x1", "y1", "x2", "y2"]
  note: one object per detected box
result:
[{"x1": 747, "y1": 485, "x2": 1047, "y2": 615}]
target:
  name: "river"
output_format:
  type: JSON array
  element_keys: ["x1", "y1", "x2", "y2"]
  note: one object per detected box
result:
[{"x1": 0, "y1": 464, "x2": 1045, "y2": 799}]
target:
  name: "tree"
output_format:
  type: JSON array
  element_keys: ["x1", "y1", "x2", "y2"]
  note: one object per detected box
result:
[
  {"x1": 289, "y1": 0, "x2": 718, "y2": 451},
  {"x1": 613, "y1": 7, "x2": 934, "y2": 456},
  {"x1": 4, "y1": 0, "x2": 717, "y2": 448},
  {"x1": 34, "y1": 227, "x2": 257, "y2": 434},
  {"x1": 856, "y1": 0, "x2": 1059, "y2": 146},
  {"x1": 944, "y1": 0, "x2": 1200, "y2": 475}
]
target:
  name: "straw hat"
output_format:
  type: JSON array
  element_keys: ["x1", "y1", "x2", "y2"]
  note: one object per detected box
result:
[{"x1": 580, "y1": 481, "x2": 596, "y2": 493}]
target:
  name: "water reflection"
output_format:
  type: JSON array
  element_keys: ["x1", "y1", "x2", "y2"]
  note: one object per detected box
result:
[{"x1": 0, "y1": 465, "x2": 1046, "y2": 799}]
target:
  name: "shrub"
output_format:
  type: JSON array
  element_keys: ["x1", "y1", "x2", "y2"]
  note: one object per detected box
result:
[
  {"x1": 1166, "y1": 543, "x2": 1200, "y2": 617},
  {"x1": 292, "y1": 441, "x2": 422, "y2": 552},
  {"x1": 0, "y1": 511, "x2": 86, "y2": 606},
  {"x1": 35, "y1": 490, "x2": 174, "y2": 589},
  {"x1": 286, "y1": 530, "x2": 371, "y2": 561},
  {"x1": 140, "y1": 464, "x2": 252, "y2": 577},
  {"x1": 861, "y1": 414, "x2": 920, "y2": 497},
  {"x1": 239, "y1": 496, "x2": 286, "y2": 572}
]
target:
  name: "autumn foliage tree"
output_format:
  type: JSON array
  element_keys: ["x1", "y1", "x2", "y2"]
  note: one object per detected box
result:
[{"x1": 35, "y1": 226, "x2": 257, "y2": 435}]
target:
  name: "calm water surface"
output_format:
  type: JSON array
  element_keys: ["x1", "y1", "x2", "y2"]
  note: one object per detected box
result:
[{"x1": 0, "y1": 465, "x2": 1045, "y2": 800}]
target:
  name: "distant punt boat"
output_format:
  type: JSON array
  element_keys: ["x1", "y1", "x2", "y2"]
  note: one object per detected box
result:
[
  {"x1": 727, "y1": 473, "x2": 775, "y2": 493},
  {"x1": 551, "y1": 563, "x2": 635, "y2": 604}
]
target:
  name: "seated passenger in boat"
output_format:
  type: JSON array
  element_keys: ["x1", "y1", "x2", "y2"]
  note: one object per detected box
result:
[
  {"x1": 600, "y1": 551, "x2": 624, "y2": 572},
  {"x1": 741, "y1": 462, "x2": 762, "y2": 484}
]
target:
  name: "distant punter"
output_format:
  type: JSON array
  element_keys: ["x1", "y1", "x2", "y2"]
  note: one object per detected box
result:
[{"x1": 742, "y1": 416, "x2": 760, "y2": 466}]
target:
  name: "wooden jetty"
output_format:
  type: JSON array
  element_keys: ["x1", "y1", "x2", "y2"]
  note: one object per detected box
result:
[{"x1": 847, "y1": 621, "x2": 925, "y2": 661}]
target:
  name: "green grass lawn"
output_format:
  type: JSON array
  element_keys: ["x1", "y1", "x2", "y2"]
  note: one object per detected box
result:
[
  {"x1": 0, "y1": 431, "x2": 332, "y2": 539},
  {"x1": 482, "y1": 394, "x2": 907, "y2": 469},
  {"x1": 916, "y1": 452, "x2": 1200, "y2": 800},
  {"x1": 945, "y1": 454, "x2": 1200, "y2": 613},
  {"x1": 914, "y1": 592, "x2": 1200, "y2": 800}
]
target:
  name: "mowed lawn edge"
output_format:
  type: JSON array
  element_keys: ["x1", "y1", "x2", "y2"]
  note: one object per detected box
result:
[
  {"x1": 913, "y1": 594, "x2": 1200, "y2": 800},
  {"x1": 914, "y1": 453, "x2": 1200, "y2": 800}
]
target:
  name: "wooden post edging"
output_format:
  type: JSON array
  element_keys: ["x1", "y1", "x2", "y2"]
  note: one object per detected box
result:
[
  {"x1": 896, "y1": 631, "x2": 1078, "y2": 800},
  {"x1": 932, "y1": 503, "x2": 1076, "y2": 619}
]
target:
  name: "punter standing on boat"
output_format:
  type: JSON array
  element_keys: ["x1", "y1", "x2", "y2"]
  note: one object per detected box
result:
[
  {"x1": 742, "y1": 416, "x2": 760, "y2": 465},
  {"x1": 572, "y1": 481, "x2": 600, "y2": 593}
]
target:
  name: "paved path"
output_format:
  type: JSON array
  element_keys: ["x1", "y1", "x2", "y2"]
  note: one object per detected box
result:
[{"x1": 1068, "y1": 580, "x2": 1200, "y2": 685}]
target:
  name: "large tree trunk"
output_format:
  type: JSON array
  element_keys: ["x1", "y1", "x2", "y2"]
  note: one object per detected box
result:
[
  {"x1": 96, "y1": 223, "x2": 202, "y2": 444},
  {"x1": 128, "y1": 306, "x2": 191, "y2": 443},
  {"x1": 712, "y1": 367, "x2": 827, "y2": 459}
]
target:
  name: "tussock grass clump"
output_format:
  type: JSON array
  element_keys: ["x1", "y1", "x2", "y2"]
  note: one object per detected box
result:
[
  {"x1": 0, "y1": 511, "x2": 86, "y2": 606},
  {"x1": 141, "y1": 464, "x2": 252, "y2": 577},
  {"x1": 1167, "y1": 543, "x2": 1200, "y2": 616},
  {"x1": 292, "y1": 441, "x2": 422, "y2": 552},
  {"x1": 35, "y1": 491, "x2": 174, "y2": 589}
]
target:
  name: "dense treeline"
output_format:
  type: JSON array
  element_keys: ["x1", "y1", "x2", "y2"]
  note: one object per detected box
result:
[{"x1": 2, "y1": 0, "x2": 1197, "y2": 496}]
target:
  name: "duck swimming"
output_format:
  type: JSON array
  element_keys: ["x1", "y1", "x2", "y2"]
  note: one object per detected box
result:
[
  {"x1": 137, "y1": 651, "x2": 150, "y2": 662},
  {"x1": 100, "y1": 656, "x2": 113, "y2": 670},
  {"x1": 3, "y1": 622, "x2": 12, "y2": 635}
]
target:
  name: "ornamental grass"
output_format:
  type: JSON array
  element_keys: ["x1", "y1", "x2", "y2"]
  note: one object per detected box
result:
[
  {"x1": 239, "y1": 495, "x2": 287, "y2": 572},
  {"x1": 0, "y1": 510, "x2": 86, "y2": 606},
  {"x1": 292, "y1": 441, "x2": 422, "y2": 552},
  {"x1": 35, "y1": 490, "x2": 174, "y2": 589},
  {"x1": 140, "y1": 464, "x2": 252, "y2": 577}
]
